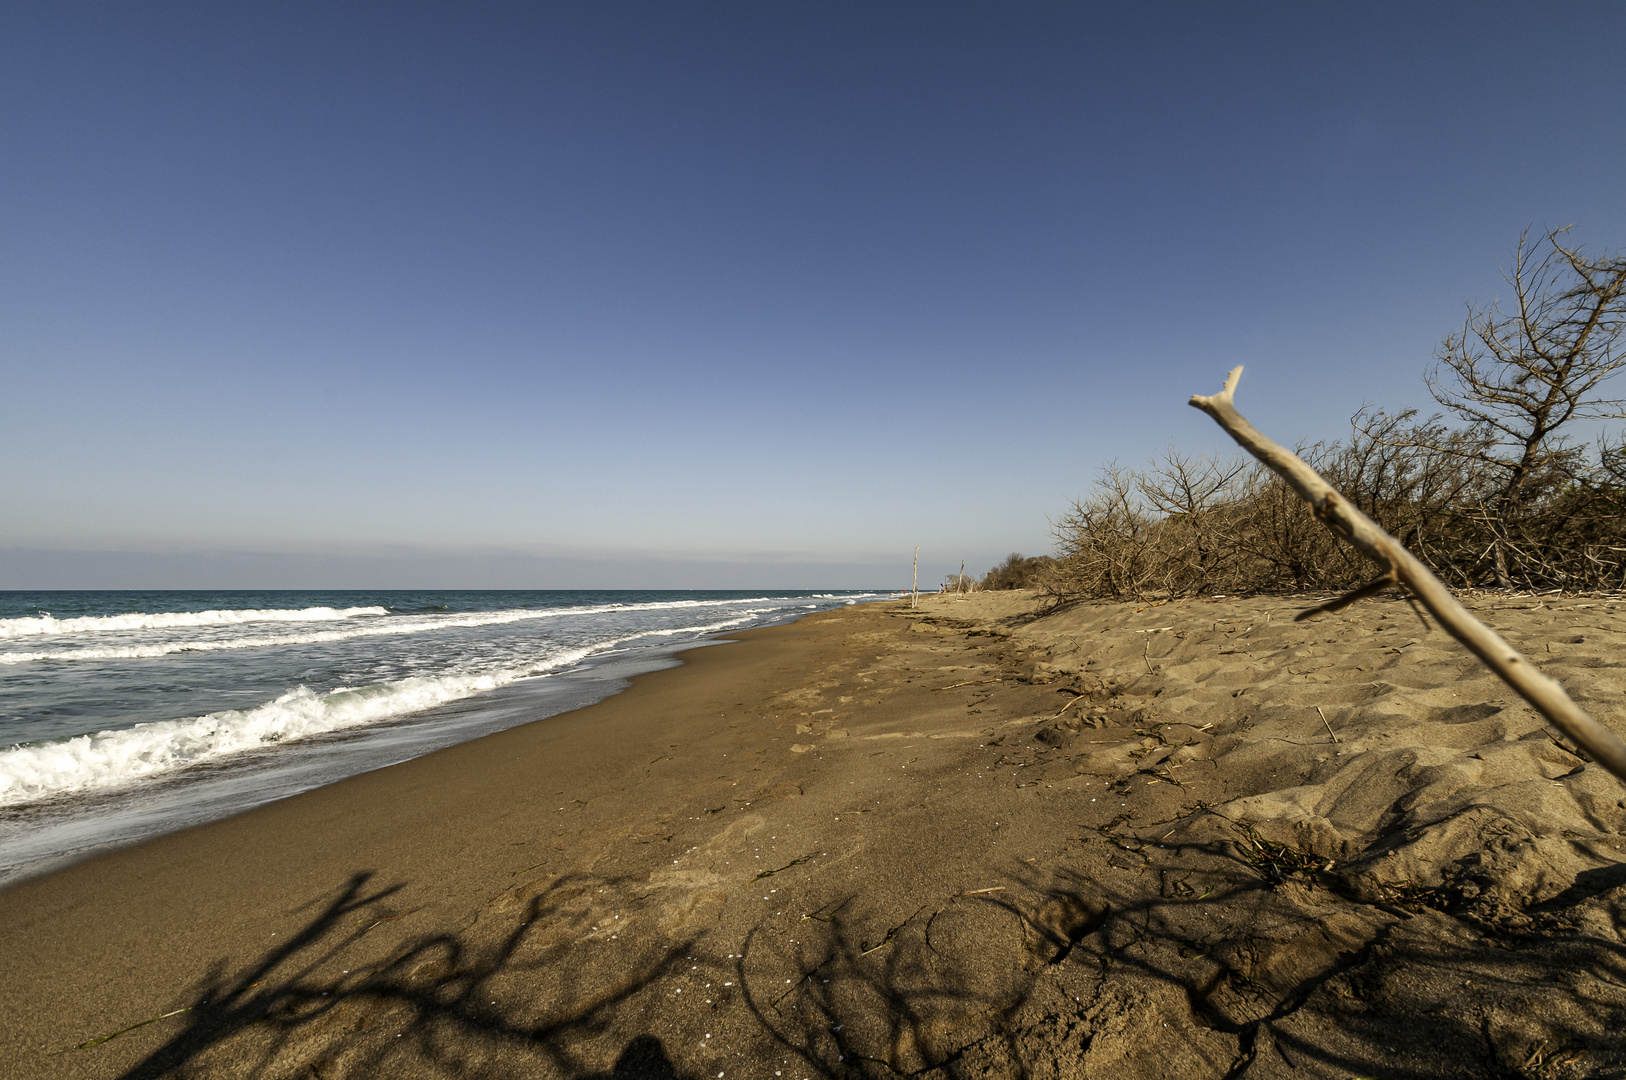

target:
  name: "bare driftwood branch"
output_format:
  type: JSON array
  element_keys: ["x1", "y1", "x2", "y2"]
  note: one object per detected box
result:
[{"x1": 1191, "y1": 365, "x2": 1626, "y2": 787}]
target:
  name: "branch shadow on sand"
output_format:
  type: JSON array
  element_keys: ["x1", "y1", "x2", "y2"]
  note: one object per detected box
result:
[
  {"x1": 96, "y1": 869, "x2": 699, "y2": 1080},
  {"x1": 942, "y1": 829, "x2": 1626, "y2": 1079},
  {"x1": 727, "y1": 821, "x2": 1626, "y2": 1079},
  {"x1": 82, "y1": 826, "x2": 1626, "y2": 1079}
]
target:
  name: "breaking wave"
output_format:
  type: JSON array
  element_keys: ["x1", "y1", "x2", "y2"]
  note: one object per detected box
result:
[
  {"x1": 0, "y1": 610, "x2": 597, "y2": 664},
  {"x1": 0, "y1": 610, "x2": 780, "y2": 805},
  {"x1": 0, "y1": 648, "x2": 594, "y2": 805},
  {"x1": 0, "y1": 601, "x2": 785, "y2": 664},
  {"x1": 0, "y1": 606, "x2": 390, "y2": 639}
]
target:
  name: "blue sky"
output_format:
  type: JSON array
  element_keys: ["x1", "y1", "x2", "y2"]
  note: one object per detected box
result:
[{"x1": 3, "y1": 3, "x2": 1624, "y2": 588}]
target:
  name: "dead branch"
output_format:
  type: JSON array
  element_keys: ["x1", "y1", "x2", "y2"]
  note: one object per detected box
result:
[{"x1": 1191, "y1": 365, "x2": 1626, "y2": 786}]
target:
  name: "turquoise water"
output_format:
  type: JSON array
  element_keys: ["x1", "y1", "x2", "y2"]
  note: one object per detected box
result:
[{"x1": 0, "y1": 589, "x2": 878, "y2": 881}]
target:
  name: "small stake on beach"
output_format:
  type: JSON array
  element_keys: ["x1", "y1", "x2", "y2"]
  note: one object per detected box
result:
[{"x1": 912, "y1": 546, "x2": 919, "y2": 608}]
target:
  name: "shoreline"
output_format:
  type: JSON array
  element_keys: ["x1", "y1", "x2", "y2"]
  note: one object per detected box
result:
[
  {"x1": 1, "y1": 605, "x2": 892, "y2": 1076},
  {"x1": 0, "y1": 635, "x2": 703, "y2": 887},
  {"x1": 4, "y1": 592, "x2": 1626, "y2": 1077},
  {"x1": 0, "y1": 594, "x2": 865, "y2": 885}
]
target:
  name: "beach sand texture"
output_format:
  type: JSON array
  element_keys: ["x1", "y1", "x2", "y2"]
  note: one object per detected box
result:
[{"x1": 3, "y1": 591, "x2": 1626, "y2": 1078}]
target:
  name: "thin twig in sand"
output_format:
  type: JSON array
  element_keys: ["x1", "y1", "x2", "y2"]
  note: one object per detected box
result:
[
  {"x1": 1192, "y1": 366, "x2": 1626, "y2": 787},
  {"x1": 860, "y1": 907, "x2": 925, "y2": 955},
  {"x1": 755, "y1": 853, "x2": 818, "y2": 881},
  {"x1": 76, "y1": 1007, "x2": 194, "y2": 1050},
  {"x1": 1050, "y1": 696, "x2": 1088, "y2": 721},
  {"x1": 1317, "y1": 706, "x2": 1339, "y2": 744},
  {"x1": 932, "y1": 678, "x2": 1002, "y2": 691}
]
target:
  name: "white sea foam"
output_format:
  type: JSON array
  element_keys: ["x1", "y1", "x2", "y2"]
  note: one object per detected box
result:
[
  {"x1": 0, "y1": 596, "x2": 789, "y2": 645},
  {"x1": 0, "y1": 606, "x2": 390, "y2": 639},
  {"x1": 0, "y1": 646, "x2": 596, "y2": 806},
  {"x1": 0, "y1": 595, "x2": 882, "y2": 806},
  {"x1": 0, "y1": 611, "x2": 573, "y2": 664},
  {"x1": 0, "y1": 602, "x2": 785, "y2": 664},
  {"x1": 629, "y1": 614, "x2": 765, "y2": 638}
]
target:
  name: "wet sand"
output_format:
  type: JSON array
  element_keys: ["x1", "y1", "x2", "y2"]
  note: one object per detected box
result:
[{"x1": 3, "y1": 592, "x2": 1626, "y2": 1078}]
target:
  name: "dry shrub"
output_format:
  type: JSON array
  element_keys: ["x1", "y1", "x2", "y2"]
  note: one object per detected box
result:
[
  {"x1": 1044, "y1": 421, "x2": 1626, "y2": 602},
  {"x1": 979, "y1": 552, "x2": 1056, "y2": 591},
  {"x1": 1037, "y1": 231, "x2": 1626, "y2": 602},
  {"x1": 1045, "y1": 230, "x2": 1626, "y2": 601}
]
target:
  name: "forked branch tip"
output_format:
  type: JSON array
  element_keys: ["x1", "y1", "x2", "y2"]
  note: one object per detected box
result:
[{"x1": 1189, "y1": 365, "x2": 1244, "y2": 410}]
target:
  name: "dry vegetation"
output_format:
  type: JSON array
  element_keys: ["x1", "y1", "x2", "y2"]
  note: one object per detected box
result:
[
  {"x1": 1036, "y1": 228, "x2": 1626, "y2": 602},
  {"x1": 977, "y1": 552, "x2": 1055, "y2": 591}
]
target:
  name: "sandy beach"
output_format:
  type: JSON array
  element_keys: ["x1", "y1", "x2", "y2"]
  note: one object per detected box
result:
[{"x1": 4, "y1": 591, "x2": 1626, "y2": 1079}]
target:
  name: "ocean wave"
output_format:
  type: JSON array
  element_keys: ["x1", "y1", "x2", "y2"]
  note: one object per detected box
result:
[
  {"x1": 0, "y1": 610, "x2": 581, "y2": 664},
  {"x1": 0, "y1": 596, "x2": 881, "y2": 803},
  {"x1": 0, "y1": 609, "x2": 794, "y2": 804},
  {"x1": 0, "y1": 595, "x2": 802, "y2": 644},
  {"x1": 630, "y1": 613, "x2": 766, "y2": 638},
  {"x1": 0, "y1": 603, "x2": 786, "y2": 664},
  {"x1": 0, "y1": 647, "x2": 596, "y2": 806},
  {"x1": 0, "y1": 606, "x2": 390, "y2": 639}
]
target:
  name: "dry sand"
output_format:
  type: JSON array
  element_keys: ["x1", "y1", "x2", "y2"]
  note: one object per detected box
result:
[{"x1": 3, "y1": 591, "x2": 1626, "y2": 1079}]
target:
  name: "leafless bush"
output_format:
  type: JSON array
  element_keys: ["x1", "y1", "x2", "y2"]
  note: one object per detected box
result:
[
  {"x1": 1046, "y1": 449, "x2": 1353, "y2": 601},
  {"x1": 978, "y1": 553, "x2": 1055, "y2": 591},
  {"x1": 1046, "y1": 424, "x2": 1626, "y2": 602},
  {"x1": 1136, "y1": 449, "x2": 1249, "y2": 594},
  {"x1": 1048, "y1": 464, "x2": 1162, "y2": 601}
]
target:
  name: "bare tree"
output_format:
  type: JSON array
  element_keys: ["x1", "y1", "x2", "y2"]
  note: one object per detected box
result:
[{"x1": 1426, "y1": 227, "x2": 1626, "y2": 586}]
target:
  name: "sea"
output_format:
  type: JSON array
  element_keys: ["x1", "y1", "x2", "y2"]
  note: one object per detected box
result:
[{"x1": 0, "y1": 589, "x2": 881, "y2": 884}]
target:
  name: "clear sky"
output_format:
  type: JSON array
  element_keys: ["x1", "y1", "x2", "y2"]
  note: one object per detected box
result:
[{"x1": 3, "y1": 2, "x2": 1624, "y2": 589}]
